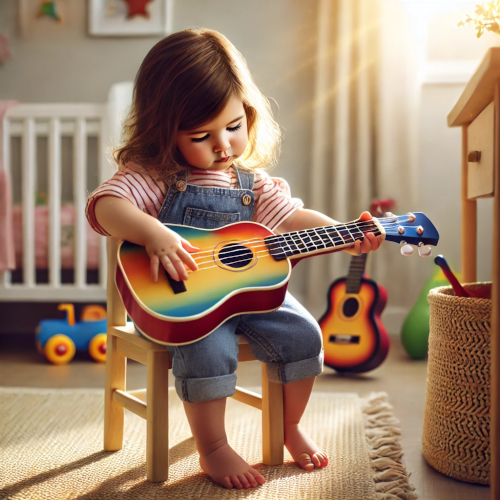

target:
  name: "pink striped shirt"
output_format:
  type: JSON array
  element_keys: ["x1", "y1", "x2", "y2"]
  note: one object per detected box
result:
[{"x1": 86, "y1": 163, "x2": 303, "y2": 236}]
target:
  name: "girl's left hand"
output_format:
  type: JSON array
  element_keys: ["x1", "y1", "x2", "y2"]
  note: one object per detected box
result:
[{"x1": 344, "y1": 212, "x2": 383, "y2": 256}]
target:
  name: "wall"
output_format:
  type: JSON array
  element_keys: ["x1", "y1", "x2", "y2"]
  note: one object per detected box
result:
[
  {"x1": 0, "y1": 0, "x2": 318, "y2": 301},
  {"x1": 2, "y1": 0, "x2": 498, "y2": 335},
  {"x1": 413, "y1": 1, "x2": 499, "y2": 287}
]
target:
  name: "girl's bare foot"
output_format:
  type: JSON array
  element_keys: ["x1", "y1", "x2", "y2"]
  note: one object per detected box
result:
[
  {"x1": 198, "y1": 439, "x2": 266, "y2": 489},
  {"x1": 284, "y1": 423, "x2": 329, "y2": 471}
]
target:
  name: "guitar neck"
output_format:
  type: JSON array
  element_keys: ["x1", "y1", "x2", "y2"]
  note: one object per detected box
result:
[
  {"x1": 265, "y1": 219, "x2": 382, "y2": 261},
  {"x1": 346, "y1": 254, "x2": 368, "y2": 294}
]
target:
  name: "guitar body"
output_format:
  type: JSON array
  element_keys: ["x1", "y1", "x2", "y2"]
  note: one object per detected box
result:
[
  {"x1": 319, "y1": 276, "x2": 389, "y2": 373},
  {"x1": 117, "y1": 222, "x2": 291, "y2": 345}
]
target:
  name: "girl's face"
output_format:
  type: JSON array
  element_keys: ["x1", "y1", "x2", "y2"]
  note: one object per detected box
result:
[{"x1": 176, "y1": 94, "x2": 248, "y2": 171}]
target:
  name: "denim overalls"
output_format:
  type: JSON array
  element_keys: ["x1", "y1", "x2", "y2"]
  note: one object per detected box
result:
[{"x1": 156, "y1": 166, "x2": 323, "y2": 403}]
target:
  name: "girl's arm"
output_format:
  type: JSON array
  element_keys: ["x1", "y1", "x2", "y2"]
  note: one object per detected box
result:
[
  {"x1": 274, "y1": 208, "x2": 382, "y2": 255},
  {"x1": 94, "y1": 196, "x2": 198, "y2": 282}
]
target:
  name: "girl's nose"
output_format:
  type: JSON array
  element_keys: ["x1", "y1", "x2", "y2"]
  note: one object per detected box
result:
[{"x1": 214, "y1": 138, "x2": 231, "y2": 153}]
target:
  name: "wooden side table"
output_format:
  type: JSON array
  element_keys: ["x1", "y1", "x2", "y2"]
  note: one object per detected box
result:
[{"x1": 448, "y1": 47, "x2": 500, "y2": 500}]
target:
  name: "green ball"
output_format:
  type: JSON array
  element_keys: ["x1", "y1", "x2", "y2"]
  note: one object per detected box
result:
[{"x1": 401, "y1": 269, "x2": 450, "y2": 360}]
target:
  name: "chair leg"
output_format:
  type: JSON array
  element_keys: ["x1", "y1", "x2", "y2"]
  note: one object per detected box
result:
[
  {"x1": 104, "y1": 335, "x2": 126, "y2": 451},
  {"x1": 261, "y1": 363, "x2": 284, "y2": 465},
  {"x1": 146, "y1": 350, "x2": 170, "y2": 482}
]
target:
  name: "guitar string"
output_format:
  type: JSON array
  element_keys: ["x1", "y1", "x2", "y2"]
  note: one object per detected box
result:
[
  {"x1": 184, "y1": 228, "x2": 412, "y2": 272},
  {"x1": 183, "y1": 233, "x2": 406, "y2": 273},
  {"x1": 188, "y1": 230, "x2": 400, "y2": 268},
  {"x1": 185, "y1": 217, "x2": 403, "y2": 257},
  {"x1": 184, "y1": 218, "x2": 412, "y2": 262},
  {"x1": 185, "y1": 220, "x2": 414, "y2": 266},
  {"x1": 185, "y1": 224, "x2": 416, "y2": 269}
]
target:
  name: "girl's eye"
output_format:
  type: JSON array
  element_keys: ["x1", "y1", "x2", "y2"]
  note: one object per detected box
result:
[
  {"x1": 191, "y1": 134, "x2": 209, "y2": 143},
  {"x1": 227, "y1": 123, "x2": 242, "y2": 132}
]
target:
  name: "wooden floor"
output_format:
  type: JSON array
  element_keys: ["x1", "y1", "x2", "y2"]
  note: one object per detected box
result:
[{"x1": 0, "y1": 337, "x2": 490, "y2": 500}]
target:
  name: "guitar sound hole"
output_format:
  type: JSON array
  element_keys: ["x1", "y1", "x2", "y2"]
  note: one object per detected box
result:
[
  {"x1": 219, "y1": 244, "x2": 254, "y2": 268},
  {"x1": 342, "y1": 298, "x2": 359, "y2": 318}
]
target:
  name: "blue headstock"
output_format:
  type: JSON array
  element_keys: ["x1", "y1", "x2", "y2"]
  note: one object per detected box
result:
[{"x1": 380, "y1": 212, "x2": 439, "y2": 256}]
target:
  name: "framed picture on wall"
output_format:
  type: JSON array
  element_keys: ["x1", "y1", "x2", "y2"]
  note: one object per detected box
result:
[{"x1": 88, "y1": 0, "x2": 172, "y2": 37}]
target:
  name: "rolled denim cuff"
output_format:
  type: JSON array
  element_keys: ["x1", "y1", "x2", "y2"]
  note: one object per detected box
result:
[
  {"x1": 265, "y1": 350, "x2": 324, "y2": 384},
  {"x1": 175, "y1": 373, "x2": 237, "y2": 403}
]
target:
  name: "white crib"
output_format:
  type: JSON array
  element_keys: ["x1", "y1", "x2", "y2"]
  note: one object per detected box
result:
[{"x1": 0, "y1": 82, "x2": 133, "y2": 302}]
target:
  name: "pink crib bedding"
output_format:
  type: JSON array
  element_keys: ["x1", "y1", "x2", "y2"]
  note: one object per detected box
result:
[{"x1": 13, "y1": 205, "x2": 100, "y2": 269}]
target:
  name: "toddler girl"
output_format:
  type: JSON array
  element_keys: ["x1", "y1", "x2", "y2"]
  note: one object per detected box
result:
[{"x1": 86, "y1": 28, "x2": 382, "y2": 490}]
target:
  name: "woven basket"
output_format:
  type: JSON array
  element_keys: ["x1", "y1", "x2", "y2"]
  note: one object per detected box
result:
[{"x1": 422, "y1": 283, "x2": 492, "y2": 485}]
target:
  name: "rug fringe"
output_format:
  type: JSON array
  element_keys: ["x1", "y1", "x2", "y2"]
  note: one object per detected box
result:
[{"x1": 361, "y1": 392, "x2": 418, "y2": 500}]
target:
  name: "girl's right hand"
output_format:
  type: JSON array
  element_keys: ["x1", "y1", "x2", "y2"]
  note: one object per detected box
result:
[{"x1": 145, "y1": 226, "x2": 199, "y2": 282}]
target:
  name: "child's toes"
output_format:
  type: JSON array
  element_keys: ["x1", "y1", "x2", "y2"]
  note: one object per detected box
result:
[
  {"x1": 230, "y1": 475, "x2": 243, "y2": 489},
  {"x1": 252, "y1": 470, "x2": 266, "y2": 485},
  {"x1": 244, "y1": 471, "x2": 258, "y2": 487},
  {"x1": 238, "y1": 474, "x2": 251, "y2": 488},
  {"x1": 311, "y1": 453, "x2": 322, "y2": 467},
  {"x1": 222, "y1": 476, "x2": 233, "y2": 489},
  {"x1": 314, "y1": 452, "x2": 329, "y2": 468},
  {"x1": 297, "y1": 452, "x2": 315, "y2": 471}
]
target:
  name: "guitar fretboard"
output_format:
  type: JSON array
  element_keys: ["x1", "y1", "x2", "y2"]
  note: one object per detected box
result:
[
  {"x1": 346, "y1": 254, "x2": 367, "y2": 294},
  {"x1": 265, "y1": 221, "x2": 381, "y2": 261}
]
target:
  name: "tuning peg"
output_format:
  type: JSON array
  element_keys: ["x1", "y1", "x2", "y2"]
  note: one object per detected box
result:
[
  {"x1": 418, "y1": 243, "x2": 432, "y2": 257},
  {"x1": 400, "y1": 241, "x2": 413, "y2": 256}
]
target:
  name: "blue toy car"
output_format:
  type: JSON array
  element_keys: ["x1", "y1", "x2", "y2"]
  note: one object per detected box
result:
[{"x1": 35, "y1": 303, "x2": 107, "y2": 365}]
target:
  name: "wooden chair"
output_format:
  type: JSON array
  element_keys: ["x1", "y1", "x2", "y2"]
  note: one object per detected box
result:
[{"x1": 103, "y1": 237, "x2": 285, "y2": 482}]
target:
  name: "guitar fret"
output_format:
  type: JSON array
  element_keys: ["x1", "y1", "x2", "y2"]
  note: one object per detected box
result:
[
  {"x1": 283, "y1": 234, "x2": 302, "y2": 256},
  {"x1": 317, "y1": 227, "x2": 338, "y2": 248},
  {"x1": 290, "y1": 232, "x2": 307, "y2": 253},
  {"x1": 296, "y1": 230, "x2": 313, "y2": 251},
  {"x1": 348, "y1": 224, "x2": 364, "y2": 241},
  {"x1": 336, "y1": 225, "x2": 354, "y2": 244},
  {"x1": 308, "y1": 229, "x2": 325, "y2": 250},
  {"x1": 312, "y1": 229, "x2": 326, "y2": 248},
  {"x1": 330, "y1": 227, "x2": 344, "y2": 246},
  {"x1": 331, "y1": 226, "x2": 346, "y2": 245},
  {"x1": 264, "y1": 236, "x2": 287, "y2": 260},
  {"x1": 346, "y1": 254, "x2": 367, "y2": 294}
]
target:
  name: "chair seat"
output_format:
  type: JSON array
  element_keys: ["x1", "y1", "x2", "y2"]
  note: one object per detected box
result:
[
  {"x1": 110, "y1": 322, "x2": 250, "y2": 346},
  {"x1": 109, "y1": 322, "x2": 255, "y2": 364}
]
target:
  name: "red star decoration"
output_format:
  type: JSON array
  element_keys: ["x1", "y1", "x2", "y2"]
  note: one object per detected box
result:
[{"x1": 122, "y1": 0, "x2": 153, "y2": 19}]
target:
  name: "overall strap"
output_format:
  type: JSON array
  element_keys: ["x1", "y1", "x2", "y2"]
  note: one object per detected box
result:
[{"x1": 234, "y1": 166, "x2": 254, "y2": 191}]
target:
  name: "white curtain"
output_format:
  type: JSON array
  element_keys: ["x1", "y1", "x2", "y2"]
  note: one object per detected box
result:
[{"x1": 305, "y1": 0, "x2": 420, "y2": 326}]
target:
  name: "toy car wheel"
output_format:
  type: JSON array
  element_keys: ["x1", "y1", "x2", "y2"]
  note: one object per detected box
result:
[
  {"x1": 89, "y1": 334, "x2": 107, "y2": 363},
  {"x1": 44, "y1": 334, "x2": 76, "y2": 365}
]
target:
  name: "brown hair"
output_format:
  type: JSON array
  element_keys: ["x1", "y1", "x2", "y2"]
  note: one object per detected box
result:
[{"x1": 114, "y1": 28, "x2": 281, "y2": 179}]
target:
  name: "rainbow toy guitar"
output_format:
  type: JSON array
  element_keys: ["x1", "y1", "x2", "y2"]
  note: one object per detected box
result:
[
  {"x1": 116, "y1": 213, "x2": 439, "y2": 345},
  {"x1": 319, "y1": 253, "x2": 389, "y2": 373}
]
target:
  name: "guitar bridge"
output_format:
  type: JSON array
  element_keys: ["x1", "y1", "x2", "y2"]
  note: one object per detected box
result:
[
  {"x1": 165, "y1": 270, "x2": 187, "y2": 294},
  {"x1": 328, "y1": 334, "x2": 360, "y2": 344}
]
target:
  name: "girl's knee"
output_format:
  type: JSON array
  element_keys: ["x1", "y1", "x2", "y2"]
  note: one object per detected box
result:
[
  {"x1": 167, "y1": 335, "x2": 239, "y2": 380},
  {"x1": 297, "y1": 321, "x2": 323, "y2": 358}
]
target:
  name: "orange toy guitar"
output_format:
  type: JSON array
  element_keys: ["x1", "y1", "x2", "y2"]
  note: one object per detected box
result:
[
  {"x1": 318, "y1": 199, "x2": 394, "y2": 373},
  {"x1": 318, "y1": 252, "x2": 389, "y2": 373},
  {"x1": 116, "y1": 212, "x2": 439, "y2": 346}
]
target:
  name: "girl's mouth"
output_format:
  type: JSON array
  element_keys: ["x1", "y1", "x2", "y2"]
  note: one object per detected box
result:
[{"x1": 215, "y1": 156, "x2": 231, "y2": 163}]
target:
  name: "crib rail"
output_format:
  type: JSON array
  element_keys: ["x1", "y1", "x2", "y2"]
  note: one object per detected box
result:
[{"x1": 0, "y1": 103, "x2": 114, "y2": 301}]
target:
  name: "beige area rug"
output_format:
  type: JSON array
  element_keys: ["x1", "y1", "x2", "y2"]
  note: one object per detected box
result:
[{"x1": 0, "y1": 388, "x2": 416, "y2": 500}]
